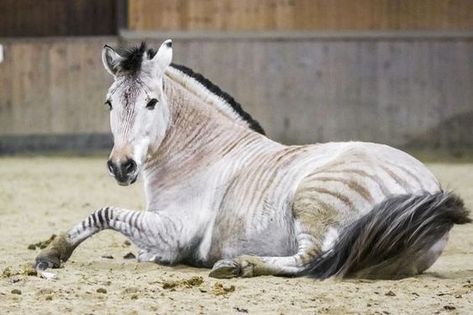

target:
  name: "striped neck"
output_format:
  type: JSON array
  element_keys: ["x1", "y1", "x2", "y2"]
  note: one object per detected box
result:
[{"x1": 165, "y1": 64, "x2": 265, "y2": 134}]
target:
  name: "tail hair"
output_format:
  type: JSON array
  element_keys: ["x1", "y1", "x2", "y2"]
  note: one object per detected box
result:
[{"x1": 303, "y1": 191, "x2": 471, "y2": 279}]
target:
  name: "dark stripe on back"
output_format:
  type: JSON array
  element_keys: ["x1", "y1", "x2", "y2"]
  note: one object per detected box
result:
[
  {"x1": 310, "y1": 177, "x2": 375, "y2": 203},
  {"x1": 380, "y1": 165, "x2": 412, "y2": 192},
  {"x1": 311, "y1": 187, "x2": 355, "y2": 209},
  {"x1": 325, "y1": 169, "x2": 391, "y2": 196}
]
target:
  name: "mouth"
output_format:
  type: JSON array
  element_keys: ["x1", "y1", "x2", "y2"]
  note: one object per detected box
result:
[
  {"x1": 115, "y1": 175, "x2": 138, "y2": 186},
  {"x1": 114, "y1": 173, "x2": 138, "y2": 186}
]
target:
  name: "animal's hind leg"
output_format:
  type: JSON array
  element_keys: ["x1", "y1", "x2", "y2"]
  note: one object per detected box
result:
[
  {"x1": 210, "y1": 187, "x2": 339, "y2": 278},
  {"x1": 35, "y1": 207, "x2": 174, "y2": 269},
  {"x1": 209, "y1": 231, "x2": 321, "y2": 278},
  {"x1": 209, "y1": 221, "x2": 328, "y2": 278}
]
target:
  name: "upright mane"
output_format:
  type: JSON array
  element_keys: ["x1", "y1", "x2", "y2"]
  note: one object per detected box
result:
[
  {"x1": 115, "y1": 42, "x2": 265, "y2": 135},
  {"x1": 168, "y1": 64, "x2": 265, "y2": 134},
  {"x1": 115, "y1": 42, "x2": 156, "y2": 75}
]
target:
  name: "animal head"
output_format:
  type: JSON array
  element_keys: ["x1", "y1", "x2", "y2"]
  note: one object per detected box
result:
[{"x1": 102, "y1": 40, "x2": 172, "y2": 186}]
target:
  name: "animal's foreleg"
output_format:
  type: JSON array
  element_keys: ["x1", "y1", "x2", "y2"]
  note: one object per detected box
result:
[{"x1": 35, "y1": 207, "x2": 167, "y2": 269}]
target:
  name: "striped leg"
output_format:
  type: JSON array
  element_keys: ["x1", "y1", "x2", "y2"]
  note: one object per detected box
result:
[{"x1": 35, "y1": 207, "x2": 178, "y2": 269}]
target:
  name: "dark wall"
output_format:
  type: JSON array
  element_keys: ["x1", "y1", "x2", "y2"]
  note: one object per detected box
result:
[{"x1": 0, "y1": 0, "x2": 124, "y2": 37}]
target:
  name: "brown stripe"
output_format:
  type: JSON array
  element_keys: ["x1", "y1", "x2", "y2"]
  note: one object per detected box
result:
[
  {"x1": 325, "y1": 169, "x2": 391, "y2": 196},
  {"x1": 219, "y1": 133, "x2": 249, "y2": 157},
  {"x1": 239, "y1": 154, "x2": 275, "y2": 208},
  {"x1": 245, "y1": 147, "x2": 303, "y2": 211},
  {"x1": 275, "y1": 146, "x2": 305, "y2": 163},
  {"x1": 390, "y1": 162, "x2": 426, "y2": 191},
  {"x1": 294, "y1": 196, "x2": 339, "y2": 219},
  {"x1": 380, "y1": 165, "x2": 412, "y2": 192},
  {"x1": 310, "y1": 187, "x2": 355, "y2": 209},
  {"x1": 310, "y1": 176, "x2": 374, "y2": 203}
]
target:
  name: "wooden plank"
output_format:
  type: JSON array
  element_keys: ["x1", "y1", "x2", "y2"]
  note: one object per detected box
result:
[
  {"x1": 48, "y1": 42, "x2": 69, "y2": 133},
  {"x1": 0, "y1": 38, "x2": 116, "y2": 136},
  {"x1": 128, "y1": 0, "x2": 473, "y2": 32}
]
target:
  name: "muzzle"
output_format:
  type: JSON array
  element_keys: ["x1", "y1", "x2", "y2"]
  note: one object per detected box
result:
[{"x1": 107, "y1": 158, "x2": 138, "y2": 186}]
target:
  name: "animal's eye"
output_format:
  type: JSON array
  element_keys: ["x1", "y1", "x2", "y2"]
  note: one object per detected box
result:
[
  {"x1": 146, "y1": 98, "x2": 159, "y2": 110},
  {"x1": 105, "y1": 100, "x2": 112, "y2": 111}
]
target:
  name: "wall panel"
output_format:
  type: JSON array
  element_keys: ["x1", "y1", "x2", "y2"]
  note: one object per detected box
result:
[
  {"x1": 128, "y1": 0, "x2": 473, "y2": 32},
  {"x1": 0, "y1": 36, "x2": 472, "y2": 152}
]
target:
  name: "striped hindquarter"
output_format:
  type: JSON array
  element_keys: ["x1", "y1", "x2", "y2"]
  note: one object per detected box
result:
[
  {"x1": 209, "y1": 143, "x2": 444, "y2": 278},
  {"x1": 292, "y1": 145, "x2": 440, "y2": 266}
]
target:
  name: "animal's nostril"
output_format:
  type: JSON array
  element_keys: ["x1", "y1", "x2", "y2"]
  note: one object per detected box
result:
[
  {"x1": 123, "y1": 159, "x2": 137, "y2": 174},
  {"x1": 107, "y1": 160, "x2": 115, "y2": 174}
]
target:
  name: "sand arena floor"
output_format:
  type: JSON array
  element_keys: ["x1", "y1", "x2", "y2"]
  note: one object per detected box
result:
[{"x1": 0, "y1": 157, "x2": 472, "y2": 314}]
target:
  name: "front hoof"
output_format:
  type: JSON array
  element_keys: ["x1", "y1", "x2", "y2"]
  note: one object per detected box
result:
[
  {"x1": 35, "y1": 248, "x2": 62, "y2": 270},
  {"x1": 34, "y1": 234, "x2": 74, "y2": 270},
  {"x1": 209, "y1": 259, "x2": 241, "y2": 279}
]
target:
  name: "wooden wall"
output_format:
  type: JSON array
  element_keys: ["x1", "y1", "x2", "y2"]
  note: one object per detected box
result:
[
  {"x1": 0, "y1": 38, "x2": 116, "y2": 136},
  {"x1": 0, "y1": 36, "x2": 472, "y2": 152},
  {"x1": 128, "y1": 0, "x2": 473, "y2": 32},
  {"x1": 0, "y1": 0, "x2": 120, "y2": 37},
  {"x1": 2, "y1": 1, "x2": 472, "y2": 36}
]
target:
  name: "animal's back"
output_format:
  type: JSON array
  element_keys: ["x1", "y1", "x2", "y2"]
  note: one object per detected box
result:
[{"x1": 294, "y1": 142, "x2": 440, "y2": 226}]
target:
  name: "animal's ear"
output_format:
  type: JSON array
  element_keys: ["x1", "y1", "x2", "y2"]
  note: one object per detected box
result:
[
  {"x1": 152, "y1": 39, "x2": 173, "y2": 73},
  {"x1": 102, "y1": 45, "x2": 123, "y2": 76}
]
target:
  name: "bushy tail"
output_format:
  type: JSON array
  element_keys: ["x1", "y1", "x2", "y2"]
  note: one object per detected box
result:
[{"x1": 302, "y1": 191, "x2": 471, "y2": 279}]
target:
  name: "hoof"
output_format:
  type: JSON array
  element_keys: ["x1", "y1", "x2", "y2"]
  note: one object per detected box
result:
[
  {"x1": 34, "y1": 233, "x2": 74, "y2": 270},
  {"x1": 35, "y1": 248, "x2": 62, "y2": 270},
  {"x1": 209, "y1": 259, "x2": 241, "y2": 279}
]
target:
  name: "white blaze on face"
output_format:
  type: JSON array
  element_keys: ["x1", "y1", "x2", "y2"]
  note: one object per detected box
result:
[{"x1": 101, "y1": 40, "x2": 173, "y2": 180}]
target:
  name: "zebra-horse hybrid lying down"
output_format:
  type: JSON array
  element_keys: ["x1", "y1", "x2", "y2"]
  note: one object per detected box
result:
[{"x1": 35, "y1": 40, "x2": 470, "y2": 279}]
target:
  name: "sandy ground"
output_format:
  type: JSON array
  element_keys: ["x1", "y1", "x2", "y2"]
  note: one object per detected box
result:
[{"x1": 0, "y1": 156, "x2": 472, "y2": 314}]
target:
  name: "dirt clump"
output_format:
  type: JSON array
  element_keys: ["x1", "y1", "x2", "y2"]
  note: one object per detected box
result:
[
  {"x1": 2, "y1": 264, "x2": 37, "y2": 278},
  {"x1": 212, "y1": 282, "x2": 236, "y2": 296},
  {"x1": 162, "y1": 276, "x2": 204, "y2": 289},
  {"x1": 27, "y1": 234, "x2": 57, "y2": 250},
  {"x1": 96, "y1": 288, "x2": 107, "y2": 294}
]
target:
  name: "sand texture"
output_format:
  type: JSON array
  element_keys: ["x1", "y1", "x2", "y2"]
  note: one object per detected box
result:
[{"x1": 0, "y1": 157, "x2": 472, "y2": 314}]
